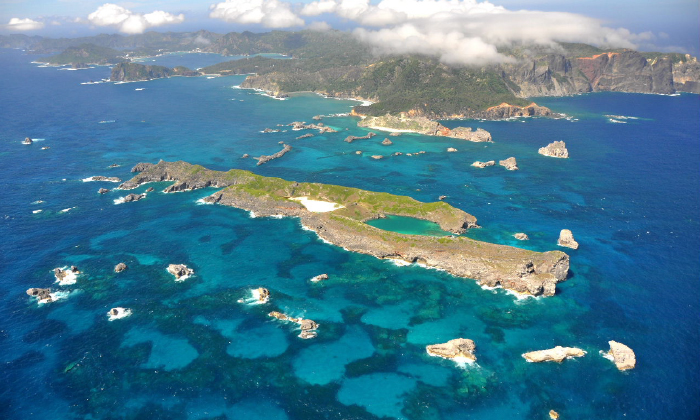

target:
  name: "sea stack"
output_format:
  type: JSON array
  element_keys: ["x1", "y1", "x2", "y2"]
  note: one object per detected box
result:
[
  {"x1": 522, "y1": 346, "x2": 586, "y2": 363},
  {"x1": 426, "y1": 338, "x2": 476, "y2": 362},
  {"x1": 539, "y1": 141, "x2": 569, "y2": 158},
  {"x1": 607, "y1": 341, "x2": 636, "y2": 370},
  {"x1": 499, "y1": 157, "x2": 519, "y2": 170},
  {"x1": 558, "y1": 229, "x2": 579, "y2": 249}
]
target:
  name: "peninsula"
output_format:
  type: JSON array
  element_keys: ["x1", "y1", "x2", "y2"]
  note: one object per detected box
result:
[{"x1": 118, "y1": 161, "x2": 570, "y2": 296}]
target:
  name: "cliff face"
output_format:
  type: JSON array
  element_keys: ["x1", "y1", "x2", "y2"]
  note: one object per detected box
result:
[
  {"x1": 110, "y1": 62, "x2": 200, "y2": 82},
  {"x1": 504, "y1": 50, "x2": 695, "y2": 97}
]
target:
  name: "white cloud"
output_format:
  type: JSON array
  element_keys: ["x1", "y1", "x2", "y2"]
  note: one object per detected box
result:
[
  {"x1": 87, "y1": 3, "x2": 184, "y2": 34},
  {"x1": 209, "y1": 0, "x2": 304, "y2": 28},
  {"x1": 307, "y1": 21, "x2": 332, "y2": 31},
  {"x1": 6, "y1": 18, "x2": 45, "y2": 31}
]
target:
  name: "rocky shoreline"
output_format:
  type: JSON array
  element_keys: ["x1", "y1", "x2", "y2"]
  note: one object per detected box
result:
[
  {"x1": 356, "y1": 113, "x2": 493, "y2": 142},
  {"x1": 119, "y1": 161, "x2": 570, "y2": 296}
]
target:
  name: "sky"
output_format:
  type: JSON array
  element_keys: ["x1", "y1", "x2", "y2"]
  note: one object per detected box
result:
[{"x1": 1, "y1": 0, "x2": 698, "y2": 62}]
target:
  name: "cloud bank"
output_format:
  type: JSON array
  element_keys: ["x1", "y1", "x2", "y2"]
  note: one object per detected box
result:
[
  {"x1": 209, "y1": 0, "x2": 304, "y2": 28},
  {"x1": 210, "y1": 0, "x2": 659, "y2": 65},
  {"x1": 87, "y1": 3, "x2": 184, "y2": 34},
  {"x1": 6, "y1": 18, "x2": 45, "y2": 31}
]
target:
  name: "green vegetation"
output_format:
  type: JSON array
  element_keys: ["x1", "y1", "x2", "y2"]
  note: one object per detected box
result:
[
  {"x1": 110, "y1": 62, "x2": 199, "y2": 82},
  {"x1": 37, "y1": 43, "x2": 124, "y2": 65}
]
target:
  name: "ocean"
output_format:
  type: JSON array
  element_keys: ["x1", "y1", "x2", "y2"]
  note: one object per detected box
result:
[{"x1": 0, "y1": 48, "x2": 698, "y2": 420}]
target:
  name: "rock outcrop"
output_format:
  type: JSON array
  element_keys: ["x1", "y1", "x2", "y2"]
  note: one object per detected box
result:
[
  {"x1": 499, "y1": 157, "x2": 518, "y2": 170},
  {"x1": 110, "y1": 62, "x2": 200, "y2": 82},
  {"x1": 107, "y1": 307, "x2": 132, "y2": 320},
  {"x1": 114, "y1": 263, "x2": 127, "y2": 273},
  {"x1": 131, "y1": 162, "x2": 155, "y2": 173},
  {"x1": 120, "y1": 161, "x2": 571, "y2": 296},
  {"x1": 539, "y1": 141, "x2": 569, "y2": 158},
  {"x1": 255, "y1": 287, "x2": 270, "y2": 303},
  {"x1": 296, "y1": 133, "x2": 314, "y2": 139},
  {"x1": 167, "y1": 264, "x2": 193, "y2": 281},
  {"x1": 447, "y1": 147, "x2": 457, "y2": 152},
  {"x1": 522, "y1": 346, "x2": 586, "y2": 363},
  {"x1": 358, "y1": 114, "x2": 492, "y2": 142},
  {"x1": 514, "y1": 233, "x2": 529, "y2": 240},
  {"x1": 98, "y1": 188, "x2": 110, "y2": 194},
  {"x1": 558, "y1": 229, "x2": 579, "y2": 249},
  {"x1": 472, "y1": 160, "x2": 495, "y2": 168},
  {"x1": 549, "y1": 410, "x2": 560, "y2": 420},
  {"x1": 426, "y1": 338, "x2": 476, "y2": 361},
  {"x1": 84, "y1": 176, "x2": 121, "y2": 182},
  {"x1": 26, "y1": 288, "x2": 53, "y2": 303},
  {"x1": 23, "y1": 137, "x2": 33, "y2": 145},
  {"x1": 345, "y1": 132, "x2": 376, "y2": 143},
  {"x1": 382, "y1": 138, "x2": 393, "y2": 145},
  {"x1": 256, "y1": 144, "x2": 292, "y2": 166},
  {"x1": 268, "y1": 311, "x2": 319, "y2": 339},
  {"x1": 479, "y1": 103, "x2": 552, "y2": 119},
  {"x1": 310, "y1": 273, "x2": 328, "y2": 282},
  {"x1": 122, "y1": 193, "x2": 146, "y2": 203},
  {"x1": 607, "y1": 341, "x2": 636, "y2": 371}
]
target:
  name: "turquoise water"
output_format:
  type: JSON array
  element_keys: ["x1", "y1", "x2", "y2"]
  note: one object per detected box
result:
[
  {"x1": 366, "y1": 215, "x2": 451, "y2": 236},
  {"x1": 0, "y1": 48, "x2": 699, "y2": 419}
]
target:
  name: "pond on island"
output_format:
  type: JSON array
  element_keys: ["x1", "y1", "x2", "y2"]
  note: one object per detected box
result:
[{"x1": 365, "y1": 215, "x2": 452, "y2": 236}]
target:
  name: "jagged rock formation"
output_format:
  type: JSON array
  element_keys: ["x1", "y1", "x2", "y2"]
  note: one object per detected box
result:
[
  {"x1": 382, "y1": 138, "x2": 393, "y2": 145},
  {"x1": 114, "y1": 263, "x2": 127, "y2": 273},
  {"x1": 167, "y1": 264, "x2": 193, "y2": 281},
  {"x1": 255, "y1": 144, "x2": 292, "y2": 166},
  {"x1": 472, "y1": 161, "x2": 495, "y2": 168},
  {"x1": 98, "y1": 188, "x2": 110, "y2": 194},
  {"x1": 480, "y1": 103, "x2": 553, "y2": 119},
  {"x1": 120, "y1": 161, "x2": 571, "y2": 296},
  {"x1": 295, "y1": 133, "x2": 314, "y2": 139},
  {"x1": 23, "y1": 137, "x2": 32, "y2": 145},
  {"x1": 426, "y1": 338, "x2": 476, "y2": 361},
  {"x1": 523, "y1": 346, "x2": 586, "y2": 363},
  {"x1": 344, "y1": 132, "x2": 376, "y2": 143},
  {"x1": 672, "y1": 55, "x2": 700, "y2": 93},
  {"x1": 268, "y1": 311, "x2": 319, "y2": 339},
  {"x1": 255, "y1": 287, "x2": 270, "y2": 303},
  {"x1": 539, "y1": 141, "x2": 569, "y2": 158},
  {"x1": 499, "y1": 157, "x2": 518, "y2": 170},
  {"x1": 26, "y1": 288, "x2": 53, "y2": 303},
  {"x1": 607, "y1": 341, "x2": 636, "y2": 371},
  {"x1": 122, "y1": 193, "x2": 146, "y2": 202},
  {"x1": 558, "y1": 229, "x2": 579, "y2": 249},
  {"x1": 131, "y1": 162, "x2": 155, "y2": 173},
  {"x1": 514, "y1": 233, "x2": 529, "y2": 240}
]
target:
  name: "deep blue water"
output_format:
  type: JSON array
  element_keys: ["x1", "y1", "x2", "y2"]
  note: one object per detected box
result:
[{"x1": 1, "y1": 48, "x2": 698, "y2": 420}]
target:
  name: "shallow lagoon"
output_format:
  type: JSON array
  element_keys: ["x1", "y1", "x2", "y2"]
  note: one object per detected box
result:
[{"x1": 0, "y1": 48, "x2": 699, "y2": 419}]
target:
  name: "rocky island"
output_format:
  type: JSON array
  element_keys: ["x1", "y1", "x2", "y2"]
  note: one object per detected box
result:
[
  {"x1": 357, "y1": 113, "x2": 492, "y2": 142},
  {"x1": 523, "y1": 346, "x2": 586, "y2": 363},
  {"x1": 110, "y1": 62, "x2": 200, "y2": 82},
  {"x1": 606, "y1": 341, "x2": 636, "y2": 370},
  {"x1": 118, "y1": 161, "x2": 570, "y2": 296},
  {"x1": 426, "y1": 338, "x2": 477, "y2": 362},
  {"x1": 539, "y1": 141, "x2": 570, "y2": 158}
]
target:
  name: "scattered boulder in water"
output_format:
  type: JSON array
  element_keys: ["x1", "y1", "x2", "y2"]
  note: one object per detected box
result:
[
  {"x1": 241, "y1": 153, "x2": 250, "y2": 158},
  {"x1": 371, "y1": 155, "x2": 383, "y2": 160},
  {"x1": 522, "y1": 346, "x2": 586, "y2": 363},
  {"x1": 145, "y1": 187, "x2": 154, "y2": 193},
  {"x1": 382, "y1": 138, "x2": 393, "y2": 145},
  {"x1": 514, "y1": 233, "x2": 529, "y2": 240},
  {"x1": 108, "y1": 163, "x2": 120, "y2": 168},
  {"x1": 167, "y1": 264, "x2": 194, "y2": 281},
  {"x1": 310, "y1": 273, "x2": 328, "y2": 282},
  {"x1": 607, "y1": 340, "x2": 636, "y2": 371},
  {"x1": 107, "y1": 307, "x2": 132, "y2": 321},
  {"x1": 439, "y1": 195, "x2": 447, "y2": 201},
  {"x1": 85, "y1": 176, "x2": 122, "y2": 182},
  {"x1": 539, "y1": 141, "x2": 569, "y2": 158},
  {"x1": 26, "y1": 288, "x2": 53, "y2": 303},
  {"x1": 549, "y1": 410, "x2": 560, "y2": 419},
  {"x1": 471, "y1": 160, "x2": 495, "y2": 168},
  {"x1": 98, "y1": 188, "x2": 110, "y2": 194},
  {"x1": 123, "y1": 193, "x2": 146, "y2": 203},
  {"x1": 114, "y1": 263, "x2": 127, "y2": 273},
  {"x1": 255, "y1": 287, "x2": 270, "y2": 303},
  {"x1": 312, "y1": 115, "x2": 322, "y2": 120},
  {"x1": 426, "y1": 338, "x2": 477, "y2": 361},
  {"x1": 23, "y1": 137, "x2": 33, "y2": 145},
  {"x1": 499, "y1": 157, "x2": 519, "y2": 170},
  {"x1": 268, "y1": 311, "x2": 319, "y2": 339},
  {"x1": 447, "y1": 147, "x2": 458, "y2": 152},
  {"x1": 557, "y1": 229, "x2": 579, "y2": 249}
]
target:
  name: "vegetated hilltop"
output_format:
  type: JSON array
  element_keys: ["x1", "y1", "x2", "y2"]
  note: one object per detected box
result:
[
  {"x1": 36, "y1": 43, "x2": 125, "y2": 66},
  {"x1": 6, "y1": 30, "x2": 698, "y2": 118}
]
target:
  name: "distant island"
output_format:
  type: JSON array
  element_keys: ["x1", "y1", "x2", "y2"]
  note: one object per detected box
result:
[
  {"x1": 110, "y1": 62, "x2": 200, "y2": 82},
  {"x1": 5, "y1": 30, "x2": 699, "y2": 118},
  {"x1": 118, "y1": 161, "x2": 570, "y2": 297}
]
